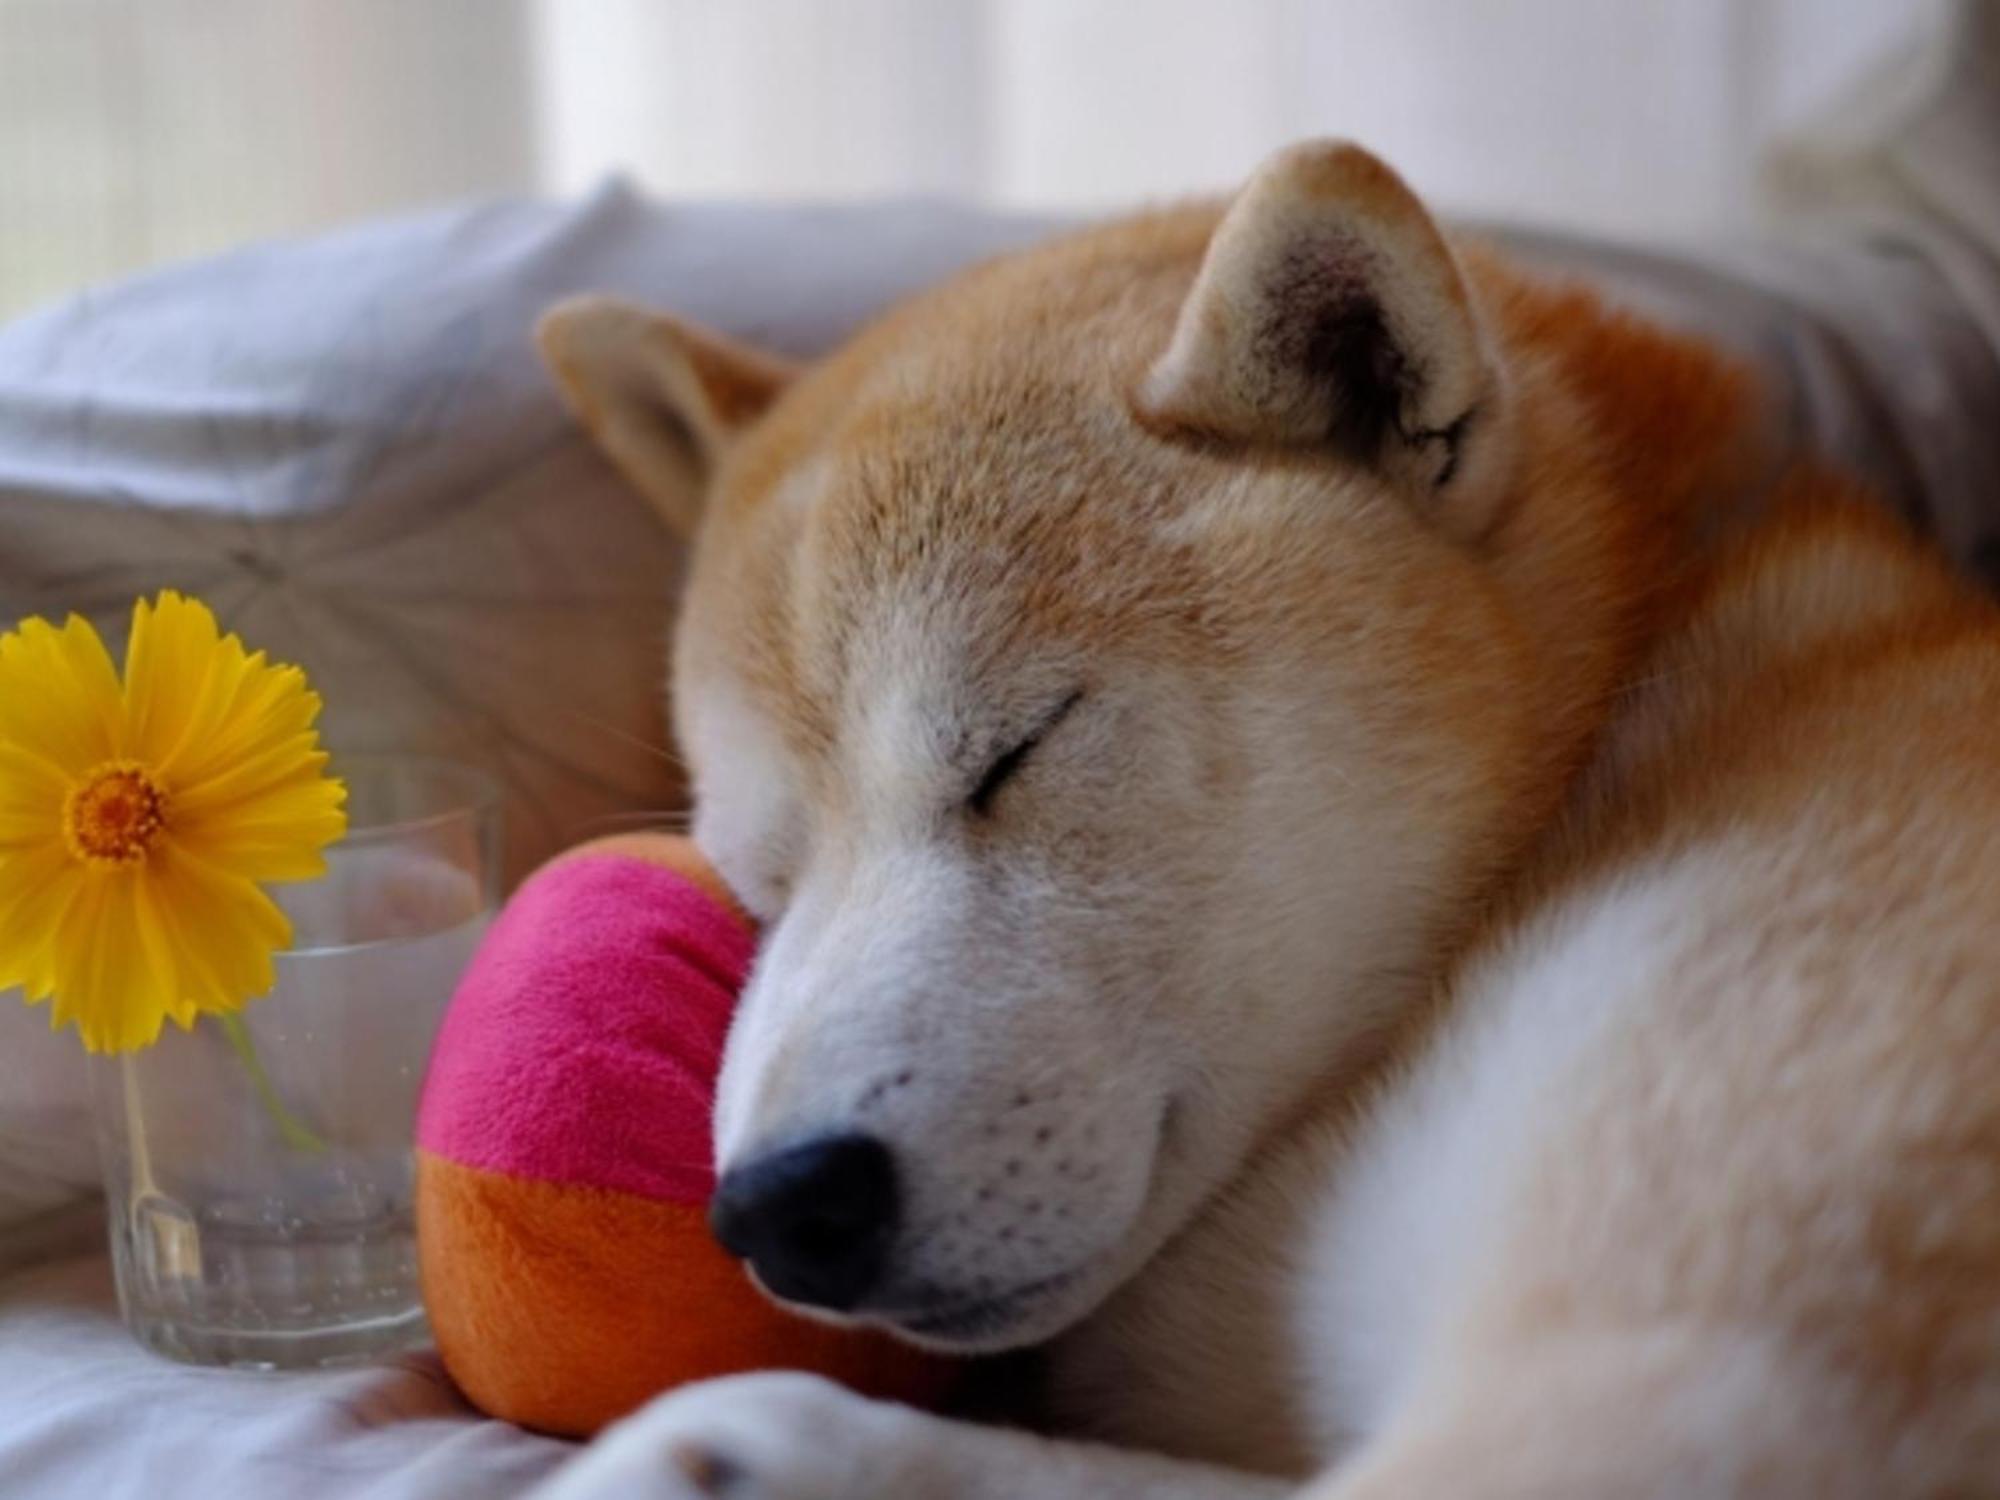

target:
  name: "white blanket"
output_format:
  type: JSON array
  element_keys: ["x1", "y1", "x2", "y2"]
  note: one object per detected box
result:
[{"x1": 0, "y1": 1243, "x2": 570, "y2": 1498}]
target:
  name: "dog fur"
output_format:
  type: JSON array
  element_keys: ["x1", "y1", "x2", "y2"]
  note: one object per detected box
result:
[{"x1": 532, "y1": 142, "x2": 2000, "y2": 1498}]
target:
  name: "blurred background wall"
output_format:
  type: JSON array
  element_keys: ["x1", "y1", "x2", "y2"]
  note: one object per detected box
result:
[{"x1": 0, "y1": 0, "x2": 1928, "y2": 320}]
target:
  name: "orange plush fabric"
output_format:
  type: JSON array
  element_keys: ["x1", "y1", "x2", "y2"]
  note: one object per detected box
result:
[
  {"x1": 416, "y1": 1154, "x2": 947, "y2": 1437},
  {"x1": 415, "y1": 833, "x2": 953, "y2": 1437}
]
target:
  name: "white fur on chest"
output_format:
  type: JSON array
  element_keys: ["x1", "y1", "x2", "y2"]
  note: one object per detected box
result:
[{"x1": 1294, "y1": 856, "x2": 1713, "y2": 1454}]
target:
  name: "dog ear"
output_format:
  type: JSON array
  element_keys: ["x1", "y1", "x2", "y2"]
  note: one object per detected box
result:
[
  {"x1": 536, "y1": 296, "x2": 799, "y2": 536},
  {"x1": 1138, "y1": 141, "x2": 1509, "y2": 526}
]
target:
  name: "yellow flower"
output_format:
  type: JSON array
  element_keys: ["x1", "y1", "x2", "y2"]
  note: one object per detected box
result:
[{"x1": 0, "y1": 592, "x2": 346, "y2": 1053}]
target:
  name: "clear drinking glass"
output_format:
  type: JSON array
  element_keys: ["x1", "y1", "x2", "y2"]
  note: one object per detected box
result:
[{"x1": 90, "y1": 756, "x2": 502, "y2": 1369}]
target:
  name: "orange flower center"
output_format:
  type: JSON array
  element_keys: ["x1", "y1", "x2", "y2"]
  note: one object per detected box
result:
[{"x1": 64, "y1": 762, "x2": 169, "y2": 867}]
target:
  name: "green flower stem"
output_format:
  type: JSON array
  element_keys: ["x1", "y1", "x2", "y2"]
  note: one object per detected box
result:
[
  {"x1": 218, "y1": 1012, "x2": 327, "y2": 1155},
  {"x1": 120, "y1": 1056, "x2": 159, "y2": 1200}
]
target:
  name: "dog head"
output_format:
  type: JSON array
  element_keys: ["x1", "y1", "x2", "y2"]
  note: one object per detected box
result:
[{"x1": 538, "y1": 142, "x2": 1704, "y2": 1350}]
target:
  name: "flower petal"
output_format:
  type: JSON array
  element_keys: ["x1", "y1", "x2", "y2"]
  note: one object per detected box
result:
[
  {"x1": 0, "y1": 743, "x2": 67, "y2": 849},
  {"x1": 138, "y1": 606, "x2": 326, "y2": 793},
  {"x1": 144, "y1": 841, "x2": 290, "y2": 1013},
  {"x1": 45, "y1": 875, "x2": 165, "y2": 1053},
  {"x1": 171, "y1": 749, "x2": 347, "y2": 882},
  {"x1": 171, "y1": 737, "x2": 333, "y2": 819},
  {"x1": 0, "y1": 614, "x2": 121, "y2": 771},
  {"x1": 45, "y1": 844, "x2": 295, "y2": 1053},
  {"x1": 129, "y1": 873, "x2": 217, "y2": 1032},
  {"x1": 175, "y1": 668, "x2": 325, "y2": 790},
  {"x1": 0, "y1": 841, "x2": 87, "y2": 1002},
  {"x1": 122, "y1": 591, "x2": 224, "y2": 772}
]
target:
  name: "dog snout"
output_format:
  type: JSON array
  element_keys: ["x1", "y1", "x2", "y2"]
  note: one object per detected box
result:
[{"x1": 709, "y1": 1133, "x2": 900, "y2": 1312}]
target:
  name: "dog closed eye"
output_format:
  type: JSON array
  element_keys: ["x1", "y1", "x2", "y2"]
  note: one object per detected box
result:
[{"x1": 967, "y1": 691, "x2": 1083, "y2": 816}]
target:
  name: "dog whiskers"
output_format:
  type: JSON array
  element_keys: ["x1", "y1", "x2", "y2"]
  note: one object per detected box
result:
[
  {"x1": 569, "y1": 711, "x2": 691, "y2": 772},
  {"x1": 578, "y1": 809, "x2": 696, "y2": 835}
]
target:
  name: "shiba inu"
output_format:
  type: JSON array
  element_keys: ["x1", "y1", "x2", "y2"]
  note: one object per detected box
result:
[{"x1": 532, "y1": 142, "x2": 2000, "y2": 1498}]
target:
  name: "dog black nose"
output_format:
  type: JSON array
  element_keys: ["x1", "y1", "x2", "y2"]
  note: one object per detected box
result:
[{"x1": 709, "y1": 1134, "x2": 899, "y2": 1312}]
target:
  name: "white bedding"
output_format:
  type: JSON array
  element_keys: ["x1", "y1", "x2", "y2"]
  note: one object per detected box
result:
[
  {"x1": 0, "y1": 1238, "x2": 569, "y2": 1498},
  {"x1": 3, "y1": 12, "x2": 1999, "y2": 1493}
]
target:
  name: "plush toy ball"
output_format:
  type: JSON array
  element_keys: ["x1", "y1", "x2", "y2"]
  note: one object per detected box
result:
[{"x1": 415, "y1": 833, "x2": 952, "y2": 1437}]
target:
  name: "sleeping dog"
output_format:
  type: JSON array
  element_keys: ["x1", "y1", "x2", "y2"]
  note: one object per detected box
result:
[{"x1": 533, "y1": 142, "x2": 2000, "y2": 1498}]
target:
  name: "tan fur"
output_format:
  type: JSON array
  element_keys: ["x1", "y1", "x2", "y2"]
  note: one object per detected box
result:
[{"x1": 535, "y1": 142, "x2": 2000, "y2": 1500}]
